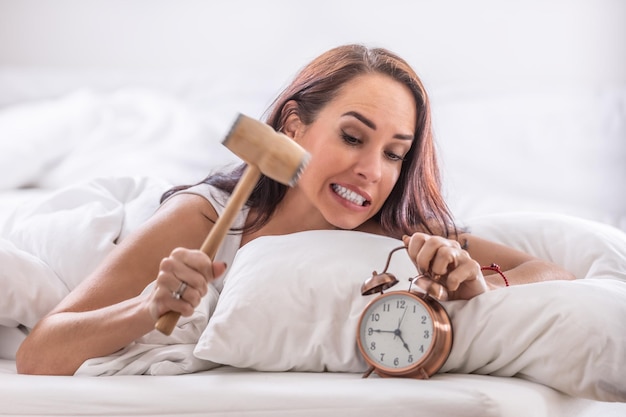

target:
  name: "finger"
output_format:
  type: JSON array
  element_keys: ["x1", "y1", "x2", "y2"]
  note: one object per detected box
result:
[
  {"x1": 446, "y1": 260, "x2": 487, "y2": 297},
  {"x1": 170, "y1": 248, "x2": 214, "y2": 280},
  {"x1": 154, "y1": 269, "x2": 199, "y2": 311},
  {"x1": 155, "y1": 265, "x2": 185, "y2": 295},
  {"x1": 414, "y1": 237, "x2": 446, "y2": 275},
  {"x1": 445, "y1": 263, "x2": 475, "y2": 292},
  {"x1": 172, "y1": 249, "x2": 228, "y2": 284},
  {"x1": 172, "y1": 280, "x2": 188, "y2": 300},
  {"x1": 154, "y1": 272, "x2": 204, "y2": 320},
  {"x1": 422, "y1": 238, "x2": 464, "y2": 275},
  {"x1": 403, "y1": 233, "x2": 428, "y2": 272},
  {"x1": 150, "y1": 282, "x2": 195, "y2": 318},
  {"x1": 430, "y1": 246, "x2": 462, "y2": 276},
  {"x1": 162, "y1": 250, "x2": 211, "y2": 297},
  {"x1": 172, "y1": 280, "x2": 205, "y2": 308},
  {"x1": 212, "y1": 261, "x2": 228, "y2": 280}
]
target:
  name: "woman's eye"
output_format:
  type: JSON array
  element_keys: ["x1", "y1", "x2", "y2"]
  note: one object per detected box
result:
[
  {"x1": 341, "y1": 130, "x2": 406, "y2": 162},
  {"x1": 341, "y1": 131, "x2": 361, "y2": 146},
  {"x1": 385, "y1": 151, "x2": 405, "y2": 162}
]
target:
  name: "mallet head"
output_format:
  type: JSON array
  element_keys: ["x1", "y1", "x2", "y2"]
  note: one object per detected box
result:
[{"x1": 223, "y1": 114, "x2": 310, "y2": 186}]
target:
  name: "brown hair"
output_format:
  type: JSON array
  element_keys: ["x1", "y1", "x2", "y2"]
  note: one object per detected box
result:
[{"x1": 162, "y1": 44, "x2": 455, "y2": 238}]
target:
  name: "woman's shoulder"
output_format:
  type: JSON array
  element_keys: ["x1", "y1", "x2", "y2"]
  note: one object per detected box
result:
[
  {"x1": 157, "y1": 190, "x2": 219, "y2": 225},
  {"x1": 162, "y1": 183, "x2": 232, "y2": 215},
  {"x1": 164, "y1": 183, "x2": 228, "y2": 205},
  {"x1": 161, "y1": 182, "x2": 249, "y2": 230}
]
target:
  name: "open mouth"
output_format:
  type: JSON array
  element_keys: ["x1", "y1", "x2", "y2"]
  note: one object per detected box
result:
[{"x1": 331, "y1": 184, "x2": 370, "y2": 207}]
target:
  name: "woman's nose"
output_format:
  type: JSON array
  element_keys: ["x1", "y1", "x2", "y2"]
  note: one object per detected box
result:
[{"x1": 354, "y1": 150, "x2": 383, "y2": 183}]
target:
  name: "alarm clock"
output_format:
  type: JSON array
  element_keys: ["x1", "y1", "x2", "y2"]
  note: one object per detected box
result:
[{"x1": 356, "y1": 246, "x2": 453, "y2": 379}]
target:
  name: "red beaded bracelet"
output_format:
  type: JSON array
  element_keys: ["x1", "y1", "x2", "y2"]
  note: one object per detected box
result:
[{"x1": 481, "y1": 263, "x2": 510, "y2": 287}]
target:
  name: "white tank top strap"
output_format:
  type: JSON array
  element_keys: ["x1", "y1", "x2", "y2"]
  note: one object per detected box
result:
[{"x1": 162, "y1": 183, "x2": 248, "y2": 292}]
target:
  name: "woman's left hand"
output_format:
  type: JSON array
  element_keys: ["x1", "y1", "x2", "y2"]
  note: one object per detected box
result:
[{"x1": 403, "y1": 233, "x2": 488, "y2": 300}]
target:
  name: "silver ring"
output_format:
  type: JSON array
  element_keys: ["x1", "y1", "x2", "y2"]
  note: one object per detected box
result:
[{"x1": 172, "y1": 281, "x2": 188, "y2": 300}]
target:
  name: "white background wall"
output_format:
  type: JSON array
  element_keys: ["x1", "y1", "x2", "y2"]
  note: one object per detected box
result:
[
  {"x1": 1, "y1": 0, "x2": 624, "y2": 91},
  {"x1": 0, "y1": 0, "x2": 624, "y2": 227}
]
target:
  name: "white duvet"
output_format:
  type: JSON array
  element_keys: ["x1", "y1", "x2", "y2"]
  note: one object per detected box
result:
[
  {"x1": 0, "y1": 89, "x2": 238, "y2": 191},
  {"x1": 1, "y1": 176, "x2": 625, "y2": 402},
  {"x1": 0, "y1": 176, "x2": 220, "y2": 375}
]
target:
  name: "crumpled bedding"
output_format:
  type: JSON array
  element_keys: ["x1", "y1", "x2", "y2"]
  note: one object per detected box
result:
[
  {"x1": 0, "y1": 176, "x2": 219, "y2": 375},
  {"x1": 75, "y1": 281, "x2": 221, "y2": 376}
]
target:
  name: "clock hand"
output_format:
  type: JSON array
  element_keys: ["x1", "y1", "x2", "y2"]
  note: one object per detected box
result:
[
  {"x1": 391, "y1": 304, "x2": 410, "y2": 341},
  {"x1": 397, "y1": 304, "x2": 409, "y2": 331},
  {"x1": 394, "y1": 328, "x2": 411, "y2": 353},
  {"x1": 373, "y1": 328, "x2": 410, "y2": 352},
  {"x1": 372, "y1": 329, "x2": 396, "y2": 334}
]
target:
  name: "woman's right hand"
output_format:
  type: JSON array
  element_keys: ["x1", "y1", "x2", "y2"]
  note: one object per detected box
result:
[{"x1": 147, "y1": 247, "x2": 227, "y2": 321}]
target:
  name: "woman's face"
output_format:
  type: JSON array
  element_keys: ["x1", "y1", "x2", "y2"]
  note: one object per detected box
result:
[{"x1": 290, "y1": 73, "x2": 416, "y2": 230}]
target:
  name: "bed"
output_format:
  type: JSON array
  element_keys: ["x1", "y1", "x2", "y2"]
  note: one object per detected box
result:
[{"x1": 1, "y1": 1, "x2": 625, "y2": 416}]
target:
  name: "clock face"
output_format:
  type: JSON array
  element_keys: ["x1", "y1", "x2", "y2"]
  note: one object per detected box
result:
[{"x1": 358, "y1": 292, "x2": 434, "y2": 372}]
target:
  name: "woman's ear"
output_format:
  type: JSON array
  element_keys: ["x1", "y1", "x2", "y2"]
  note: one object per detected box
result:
[{"x1": 281, "y1": 100, "x2": 303, "y2": 140}]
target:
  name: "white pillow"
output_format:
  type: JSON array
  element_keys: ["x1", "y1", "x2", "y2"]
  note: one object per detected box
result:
[
  {"x1": 465, "y1": 212, "x2": 626, "y2": 279},
  {"x1": 194, "y1": 214, "x2": 626, "y2": 402},
  {"x1": 195, "y1": 231, "x2": 410, "y2": 373},
  {"x1": 441, "y1": 278, "x2": 626, "y2": 402}
]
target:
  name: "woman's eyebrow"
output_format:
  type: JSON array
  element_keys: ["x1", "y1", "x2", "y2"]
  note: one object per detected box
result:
[
  {"x1": 343, "y1": 111, "x2": 376, "y2": 130},
  {"x1": 342, "y1": 111, "x2": 414, "y2": 141}
]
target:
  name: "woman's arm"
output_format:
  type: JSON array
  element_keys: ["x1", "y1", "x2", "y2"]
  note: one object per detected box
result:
[
  {"x1": 403, "y1": 232, "x2": 575, "y2": 301},
  {"x1": 16, "y1": 193, "x2": 222, "y2": 376},
  {"x1": 460, "y1": 233, "x2": 576, "y2": 288}
]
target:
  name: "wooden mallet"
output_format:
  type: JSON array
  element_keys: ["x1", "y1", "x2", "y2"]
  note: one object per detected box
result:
[{"x1": 155, "y1": 113, "x2": 310, "y2": 335}]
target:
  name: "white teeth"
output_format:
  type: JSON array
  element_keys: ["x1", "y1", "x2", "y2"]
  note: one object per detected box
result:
[{"x1": 332, "y1": 184, "x2": 367, "y2": 206}]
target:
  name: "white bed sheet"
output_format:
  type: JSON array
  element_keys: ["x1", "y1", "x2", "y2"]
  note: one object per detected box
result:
[{"x1": 1, "y1": 359, "x2": 625, "y2": 417}]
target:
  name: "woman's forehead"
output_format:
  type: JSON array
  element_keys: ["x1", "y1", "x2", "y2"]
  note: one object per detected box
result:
[{"x1": 324, "y1": 74, "x2": 417, "y2": 134}]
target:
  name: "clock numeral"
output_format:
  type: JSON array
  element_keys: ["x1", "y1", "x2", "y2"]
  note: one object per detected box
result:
[
  {"x1": 408, "y1": 354, "x2": 414, "y2": 363},
  {"x1": 382, "y1": 303, "x2": 390, "y2": 312},
  {"x1": 421, "y1": 315, "x2": 427, "y2": 324},
  {"x1": 396, "y1": 299, "x2": 406, "y2": 309},
  {"x1": 370, "y1": 313, "x2": 380, "y2": 322},
  {"x1": 423, "y1": 330, "x2": 430, "y2": 339},
  {"x1": 369, "y1": 341, "x2": 376, "y2": 351},
  {"x1": 393, "y1": 357, "x2": 400, "y2": 366},
  {"x1": 419, "y1": 345, "x2": 424, "y2": 353},
  {"x1": 379, "y1": 353, "x2": 385, "y2": 362},
  {"x1": 367, "y1": 327, "x2": 374, "y2": 336}
]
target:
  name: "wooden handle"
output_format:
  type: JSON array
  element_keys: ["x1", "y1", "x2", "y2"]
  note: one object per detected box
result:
[
  {"x1": 154, "y1": 311, "x2": 180, "y2": 335},
  {"x1": 154, "y1": 164, "x2": 262, "y2": 335}
]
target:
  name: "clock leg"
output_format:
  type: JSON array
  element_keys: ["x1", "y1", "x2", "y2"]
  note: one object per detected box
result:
[{"x1": 362, "y1": 366, "x2": 376, "y2": 379}]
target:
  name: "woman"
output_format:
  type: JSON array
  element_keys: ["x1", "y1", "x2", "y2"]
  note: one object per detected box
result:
[{"x1": 16, "y1": 44, "x2": 574, "y2": 376}]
